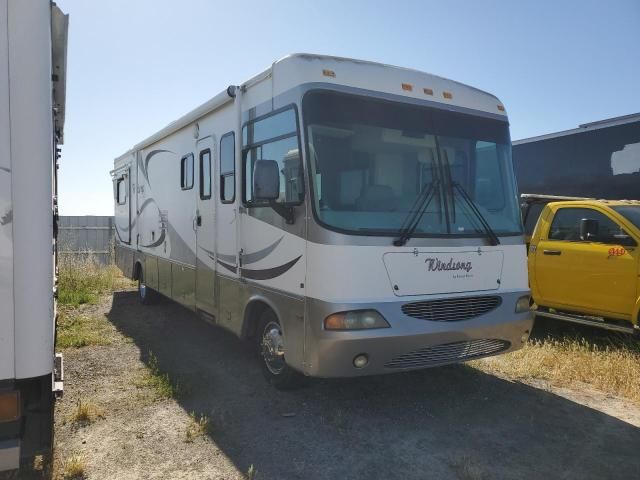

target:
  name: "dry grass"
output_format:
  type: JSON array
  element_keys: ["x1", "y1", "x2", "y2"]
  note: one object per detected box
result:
[
  {"x1": 60, "y1": 453, "x2": 86, "y2": 479},
  {"x1": 471, "y1": 327, "x2": 640, "y2": 403},
  {"x1": 58, "y1": 255, "x2": 133, "y2": 306},
  {"x1": 69, "y1": 398, "x2": 104, "y2": 425},
  {"x1": 56, "y1": 310, "x2": 113, "y2": 349},
  {"x1": 135, "y1": 352, "x2": 183, "y2": 400},
  {"x1": 185, "y1": 412, "x2": 210, "y2": 443}
]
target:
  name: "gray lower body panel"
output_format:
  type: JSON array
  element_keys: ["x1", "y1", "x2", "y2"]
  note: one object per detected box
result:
[{"x1": 303, "y1": 291, "x2": 533, "y2": 378}]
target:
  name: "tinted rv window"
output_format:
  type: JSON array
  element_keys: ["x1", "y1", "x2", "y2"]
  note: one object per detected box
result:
[
  {"x1": 243, "y1": 107, "x2": 303, "y2": 205},
  {"x1": 200, "y1": 149, "x2": 212, "y2": 200},
  {"x1": 116, "y1": 178, "x2": 127, "y2": 204},
  {"x1": 220, "y1": 133, "x2": 235, "y2": 203},
  {"x1": 181, "y1": 154, "x2": 194, "y2": 190}
]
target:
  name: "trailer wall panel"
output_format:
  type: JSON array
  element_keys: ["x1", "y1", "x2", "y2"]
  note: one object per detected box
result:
[{"x1": 9, "y1": 0, "x2": 54, "y2": 380}]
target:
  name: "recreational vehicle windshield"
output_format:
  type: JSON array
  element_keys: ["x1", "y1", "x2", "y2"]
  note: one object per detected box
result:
[{"x1": 113, "y1": 54, "x2": 532, "y2": 389}]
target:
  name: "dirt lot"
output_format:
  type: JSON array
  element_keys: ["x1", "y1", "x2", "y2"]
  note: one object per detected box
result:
[{"x1": 15, "y1": 289, "x2": 640, "y2": 480}]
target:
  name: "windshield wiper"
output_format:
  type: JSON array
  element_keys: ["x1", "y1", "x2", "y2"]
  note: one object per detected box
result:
[
  {"x1": 451, "y1": 182, "x2": 500, "y2": 246},
  {"x1": 393, "y1": 180, "x2": 440, "y2": 246}
]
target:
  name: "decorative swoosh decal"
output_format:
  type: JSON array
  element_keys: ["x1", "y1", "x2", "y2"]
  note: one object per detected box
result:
[
  {"x1": 217, "y1": 259, "x2": 238, "y2": 274},
  {"x1": 242, "y1": 237, "x2": 284, "y2": 264},
  {"x1": 203, "y1": 236, "x2": 284, "y2": 266},
  {"x1": 140, "y1": 228, "x2": 166, "y2": 248},
  {"x1": 216, "y1": 252, "x2": 237, "y2": 264},
  {"x1": 141, "y1": 149, "x2": 172, "y2": 185},
  {"x1": 0, "y1": 209, "x2": 12, "y2": 226},
  {"x1": 241, "y1": 255, "x2": 302, "y2": 280}
]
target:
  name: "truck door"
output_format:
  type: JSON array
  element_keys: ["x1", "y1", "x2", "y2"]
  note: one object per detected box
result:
[
  {"x1": 195, "y1": 136, "x2": 216, "y2": 315},
  {"x1": 534, "y1": 206, "x2": 638, "y2": 316}
]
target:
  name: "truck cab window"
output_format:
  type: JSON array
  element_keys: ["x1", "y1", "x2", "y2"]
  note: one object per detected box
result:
[
  {"x1": 243, "y1": 107, "x2": 303, "y2": 205},
  {"x1": 181, "y1": 154, "x2": 194, "y2": 190},
  {"x1": 220, "y1": 133, "x2": 235, "y2": 203},
  {"x1": 549, "y1": 207, "x2": 623, "y2": 243}
]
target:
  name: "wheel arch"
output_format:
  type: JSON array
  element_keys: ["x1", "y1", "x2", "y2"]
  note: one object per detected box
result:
[
  {"x1": 241, "y1": 295, "x2": 283, "y2": 340},
  {"x1": 133, "y1": 260, "x2": 143, "y2": 281}
]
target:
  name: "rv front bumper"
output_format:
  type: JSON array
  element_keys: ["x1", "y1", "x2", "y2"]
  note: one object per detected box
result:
[{"x1": 302, "y1": 291, "x2": 533, "y2": 378}]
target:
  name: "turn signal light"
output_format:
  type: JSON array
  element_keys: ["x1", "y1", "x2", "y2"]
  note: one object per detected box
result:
[
  {"x1": 324, "y1": 310, "x2": 390, "y2": 330},
  {"x1": 0, "y1": 391, "x2": 20, "y2": 423}
]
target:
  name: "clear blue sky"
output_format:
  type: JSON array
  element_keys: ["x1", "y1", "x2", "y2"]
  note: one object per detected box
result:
[{"x1": 56, "y1": 0, "x2": 640, "y2": 215}]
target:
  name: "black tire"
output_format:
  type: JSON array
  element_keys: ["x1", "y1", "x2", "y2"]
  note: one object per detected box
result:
[
  {"x1": 137, "y1": 268, "x2": 158, "y2": 305},
  {"x1": 256, "y1": 309, "x2": 304, "y2": 390}
]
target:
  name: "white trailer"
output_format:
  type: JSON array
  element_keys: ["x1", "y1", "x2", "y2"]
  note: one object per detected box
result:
[
  {"x1": 0, "y1": 0, "x2": 67, "y2": 471},
  {"x1": 113, "y1": 54, "x2": 533, "y2": 389}
]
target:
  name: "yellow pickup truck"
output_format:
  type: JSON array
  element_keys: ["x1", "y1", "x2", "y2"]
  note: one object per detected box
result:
[{"x1": 524, "y1": 195, "x2": 640, "y2": 334}]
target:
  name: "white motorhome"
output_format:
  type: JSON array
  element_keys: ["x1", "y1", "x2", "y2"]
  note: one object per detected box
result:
[
  {"x1": 0, "y1": 0, "x2": 66, "y2": 471},
  {"x1": 113, "y1": 54, "x2": 533, "y2": 389}
]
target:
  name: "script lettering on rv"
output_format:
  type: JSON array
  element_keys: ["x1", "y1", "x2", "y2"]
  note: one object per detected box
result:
[{"x1": 424, "y1": 257, "x2": 473, "y2": 273}]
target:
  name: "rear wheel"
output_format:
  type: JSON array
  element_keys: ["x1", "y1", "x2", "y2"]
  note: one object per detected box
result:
[
  {"x1": 137, "y1": 267, "x2": 158, "y2": 305},
  {"x1": 257, "y1": 309, "x2": 303, "y2": 390}
]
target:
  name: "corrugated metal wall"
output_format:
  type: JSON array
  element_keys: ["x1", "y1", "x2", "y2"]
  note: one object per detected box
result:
[{"x1": 58, "y1": 216, "x2": 114, "y2": 265}]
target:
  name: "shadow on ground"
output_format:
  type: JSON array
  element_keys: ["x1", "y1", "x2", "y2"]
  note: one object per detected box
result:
[{"x1": 107, "y1": 291, "x2": 640, "y2": 480}]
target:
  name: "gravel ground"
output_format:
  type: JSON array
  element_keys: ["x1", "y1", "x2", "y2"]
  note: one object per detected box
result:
[{"x1": 15, "y1": 289, "x2": 640, "y2": 480}]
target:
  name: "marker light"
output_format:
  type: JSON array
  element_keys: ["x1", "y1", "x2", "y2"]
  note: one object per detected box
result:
[
  {"x1": 423, "y1": 88, "x2": 434, "y2": 96},
  {"x1": 515, "y1": 295, "x2": 531, "y2": 313},
  {"x1": 402, "y1": 83, "x2": 413, "y2": 92},
  {"x1": 0, "y1": 391, "x2": 20, "y2": 423},
  {"x1": 443, "y1": 91, "x2": 453, "y2": 99},
  {"x1": 497, "y1": 105, "x2": 505, "y2": 111},
  {"x1": 324, "y1": 310, "x2": 390, "y2": 330},
  {"x1": 322, "y1": 69, "x2": 336, "y2": 78}
]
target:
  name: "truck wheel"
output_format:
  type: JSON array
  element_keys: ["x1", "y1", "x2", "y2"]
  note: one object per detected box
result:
[
  {"x1": 257, "y1": 309, "x2": 303, "y2": 390},
  {"x1": 137, "y1": 268, "x2": 158, "y2": 305}
]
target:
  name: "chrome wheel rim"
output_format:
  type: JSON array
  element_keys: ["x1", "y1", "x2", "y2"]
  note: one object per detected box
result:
[{"x1": 261, "y1": 321, "x2": 285, "y2": 375}]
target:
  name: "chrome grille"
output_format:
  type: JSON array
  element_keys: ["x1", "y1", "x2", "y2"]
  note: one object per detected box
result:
[
  {"x1": 401, "y1": 295, "x2": 501, "y2": 322},
  {"x1": 385, "y1": 338, "x2": 510, "y2": 369}
]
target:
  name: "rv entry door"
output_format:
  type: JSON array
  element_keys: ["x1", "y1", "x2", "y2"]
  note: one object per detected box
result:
[{"x1": 195, "y1": 136, "x2": 216, "y2": 315}]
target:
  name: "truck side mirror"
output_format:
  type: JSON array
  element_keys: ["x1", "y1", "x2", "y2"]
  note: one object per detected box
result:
[
  {"x1": 253, "y1": 160, "x2": 280, "y2": 201},
  {"x1": 580, "y1": 218, "x2": 598, "y2": 241}
]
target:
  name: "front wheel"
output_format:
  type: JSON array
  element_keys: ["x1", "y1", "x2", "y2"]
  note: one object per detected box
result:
[{"x1": 257, "y1": 310, "x2": 303, "y2": 390}]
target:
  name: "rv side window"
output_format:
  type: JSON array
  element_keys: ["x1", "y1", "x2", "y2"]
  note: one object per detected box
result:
[
  {"x1": 181, "y1": 154, "x2": 194, "y2": 190},
  {"x1": 116, "y1": 178, "x2": 127, "y2": 205},
  {"x1": 200, "y1": 149, "x2": 212, "y2": 200},
  {"x1": 243, "y1": 106, "x2": 303, "y2": 205},
  {"x1": 220, "y1": 133, "x2": 235, "y2": 203}
]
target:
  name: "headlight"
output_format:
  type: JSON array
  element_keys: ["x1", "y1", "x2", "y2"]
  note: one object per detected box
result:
[
  {"x1": 324, "y1": 310, "x2": 390, "y2": 330},
  {"x1": 515, "y1": 295, "x2": 531, "y2": 313}
]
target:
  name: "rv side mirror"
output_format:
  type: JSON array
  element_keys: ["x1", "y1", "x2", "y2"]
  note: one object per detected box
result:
[
  {"x1": 253, "y1": 160, "x2": 280, "y2": 201},
  {"x1": 580, "y1": 218, "x2": 598, "y2": 241}
]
